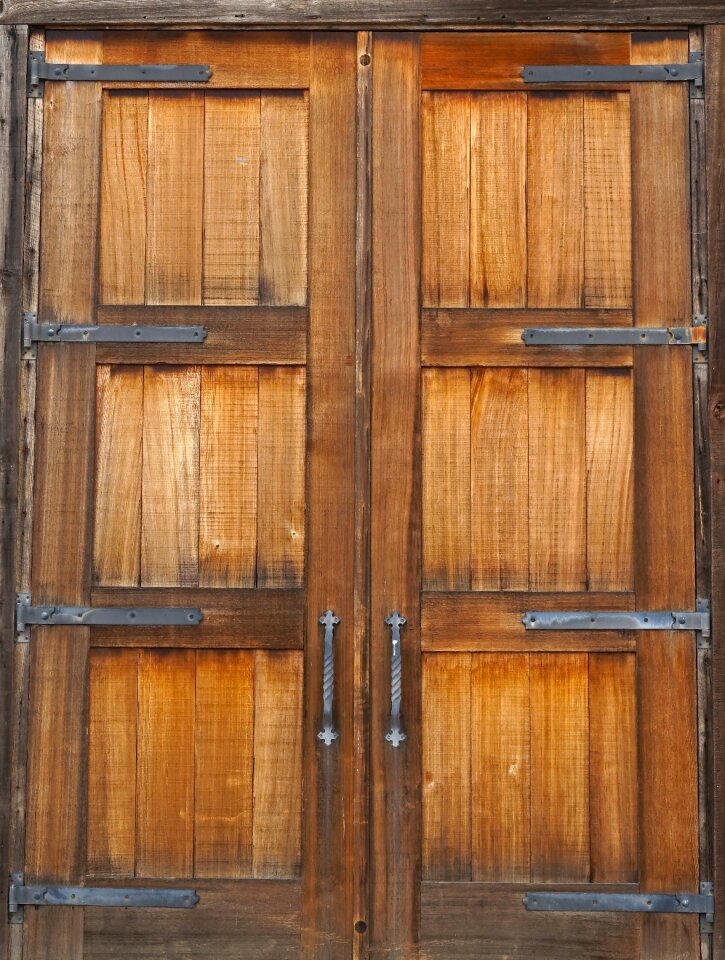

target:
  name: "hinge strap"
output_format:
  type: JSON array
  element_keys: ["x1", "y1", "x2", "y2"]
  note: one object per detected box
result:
[
  {"x1": 522, "y1": 53, "x2": 703, "y2": 87},
  {"x1": 23, "y1": 313, "x2": 206, "y2": 350},
  {"x1": 522, "y1": 600, "x2": 710, "y2": 640},
  {"x1": 522, "y1": 324, "x2": 707, "y2": 352},
  {"x1": 28, "y1": 50, "x2": 212, "y2": 98}
]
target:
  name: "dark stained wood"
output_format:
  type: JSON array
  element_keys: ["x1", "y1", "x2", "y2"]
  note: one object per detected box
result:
[
  {"x1": 0, "y1": 23, "x2": 27, "y2": 960},
  {"x1": 301, "y1": 33, "x2": 357, "y2": 958},
  {"x1": 706, "y1": 24, "x2": 725, "y2": 960},
  {"x1": 90, "y1": 587, "x2": 304, "y2": 647},
  {"x1": 1, "y1": 2, "x2": 724, "y2": 25},
  {"x1": 422, "y1": 308, "x2": 633, "y2": 367},
  {"x1": 370, "y1": 33, "x2": 421, "y2": 960}
]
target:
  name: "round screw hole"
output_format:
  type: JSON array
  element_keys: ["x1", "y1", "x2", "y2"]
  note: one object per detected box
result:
[
  {"x1": 360, "y1": 54, "x2": 371, "y2": 66},
  {"x1": 355, "y1": 920, "x2": 368, "y2": 934}
]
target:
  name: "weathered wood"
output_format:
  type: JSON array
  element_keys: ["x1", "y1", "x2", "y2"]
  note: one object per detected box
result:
[
  {"x1": 706, "y1": 24, "x2": 725, "y2": 960},
  {"x1": 0, "y1": 23, "x2": 27, "y2": 960}
]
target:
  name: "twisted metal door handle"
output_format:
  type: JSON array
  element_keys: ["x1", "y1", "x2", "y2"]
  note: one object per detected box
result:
[
  {"x1": 317, "y1": 610, "x2": 340, "y2": 746},
  {"x1": 385, "y1": 611, "x2": 407, "y2": 747}
]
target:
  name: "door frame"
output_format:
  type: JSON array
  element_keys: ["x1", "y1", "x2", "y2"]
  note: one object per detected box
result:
[{"x1": 0, "y1": 10, "x2": 724, "y2": 960}]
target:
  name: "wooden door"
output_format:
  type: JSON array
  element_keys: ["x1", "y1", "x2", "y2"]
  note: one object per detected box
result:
[
  {"x1": 370, "y1": 30, "x2": 702, "y2": 960},
  {"x1": 22, "y1": 31, "x2": 357, "y2": 959}
]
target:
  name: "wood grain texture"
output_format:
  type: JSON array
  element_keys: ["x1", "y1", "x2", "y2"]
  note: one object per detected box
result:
[
  {"x1": 194, "y1": 650, "x2": 254, "y2": 878},
  {"x1": 470, "y1": 93, "x2": 526, "y2": 307},
  {"x1": 257, "y1": 366, "x2": 305, "y2": 587},
  {"x1": 99, "y1": 91, "x2": 147, "y2": 304},
  {"x1": 146, "y1": 92, "x2": 203, "y2": 305},
  {"x1": 530, "y1": 653, "x2": 590, "y2": 882},
  {"x1": 527, "y1": 92, "x2": 584, "y2": 308},
  {"x1": 707, "y1": 24, "x2": 725, "y2": 960},
  {"x1": 471, "y1": 368, "x2": 528, "y2": 590},
  {"x1": 422, "y1": 654, "x2": 471, "y2": 881},
  {"x1": 589, "y1": 653, "x2": 638, "y2": 883},
  {"x1": 528, "y1": 369, "x2": 587, "y2": 590},
  {"x1": 93, "y1": 365, "x2": 143, "y2": 586},
  {"x1": 471, "y1": 654, "x2": 530, "y2": 882},
  {"x1": 585, "y1": 370, "x2": 633, "y2": 591},
  {"x1": 422, "y1": 369, "x2": 471, "y2": 590},
  {"x1": 253, "y1": 651, "x2": 303, "y2": 878},
  {"x1": 583, "y1": 92, "x2": 631, "y2": 308},
  {"x1": 199, "y1": 367, "x2": 258, "y2": 587},
  {"x1": 260, "y1": 92, "x2": 308, "y2": 306},
  {"x1": 136, "y1": 649, "x2": 195, "y2": 878},
  {"x1": 87, "y1": 650, "x2": 137, "y2": 877},
  {"x1": 422, "y1": 92, "x2": 469, "y2": 307},
  {"x1": 203, "y1": 93, "x2": 260, "y2": 305},
  {"x1": 141, "y1": 366, "x2": 200, "y2": 586}
]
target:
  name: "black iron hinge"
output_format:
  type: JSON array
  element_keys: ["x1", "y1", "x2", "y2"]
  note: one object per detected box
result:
[{"x1": 522, "y1": 52, "x2": 703, "y2": 89}]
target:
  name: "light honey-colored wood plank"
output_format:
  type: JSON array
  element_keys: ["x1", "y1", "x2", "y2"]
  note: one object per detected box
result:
[
  {"x1": 203, "y1": 93, "x2": 260, "y2": 306},
  {"x1": 195, "y1": 650, "x2": 254, "y2": 879},
  {"x1": 530, "y1": 653, "x2": 590, "y2": 882},
  {"x1": 470, "y1": 93, "x2": 526, "y2": 307},
  {"x1": 422, "y1": 92, "x2": 470, "y2": 307},
  {"x1": 259, "y1": 92, "x2": 308, "y2": 306},
  {"x1": 253, "y1": 651, "x2": 303, "y2": 878},
  {"x1": 99, "y1": 92, "x2": 148, "y2": 305},
  {"x1": 471, "y1": 368, "x2": 528, "y2": 590},
  {"x1": 199, "y1": 367, "x2": 258, "y2": 588},
  {"x1": 584, "y1": 92, "x2": 632, "y2": 308},
  {"x1": 146, "y1": 92, "x2": 203, "y2": 305},
  {"x1": 257, "y1": 367, "x2": 305, "y2": 588},
  {"x1": 141, "y1": 366, "x2": 200, "y2": 586},
  {"x1": 529, "y1": 369, "x2": 587, "y2": 590},
  {"x1": 87, "y1": 650, "x2": 138, "y2": 877},
  {"x1": 136, "y1": 650, "x2": 195, "y2": 878},
  {"x1": 586, "y1": 369, "x2": 633, "y2": 591},
  {"x1": 589, "y1": 653, "x2": 638, "y2": 883},
  {"x1": 422, "y1": 653, "x2": 471, "y2": 881},
  {"x1": 94, "y1": 365, "x2": 143, "y2": 586},
  {"x1": 471, "y1": 654, "x2": 530, "y2": 881},
  {"x1": 422, "y1": 368, "x2": 471, "y2": 590},
  {"x1": 527, "y1": 92, "x2": 584, "y2": 308}
]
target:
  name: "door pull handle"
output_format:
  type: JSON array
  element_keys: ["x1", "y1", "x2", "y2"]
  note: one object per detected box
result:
[
  {"x1": 317, "y1": 610, "x2": 340, "y2": 746},
  {"x1": 385, "y1": 611, "x2": 407, "y2": 747}
]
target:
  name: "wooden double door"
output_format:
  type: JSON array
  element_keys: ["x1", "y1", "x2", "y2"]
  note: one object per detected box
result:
[{"x1": 19, "y1": 27, "x2": 703, "y2": 960}]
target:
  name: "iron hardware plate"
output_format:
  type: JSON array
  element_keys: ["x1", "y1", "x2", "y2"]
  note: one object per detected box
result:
[
  {"x1": 522, "y1": 53, "x2": 703, "y2": 87},
  {"x1": 28, "y1": 50, "x2": 212, "y2": 97},
  {"x1": 521, "y1": 325, "x2": 707, "y2": 352},
  {"x1": 9, "y1": 873, "x2": 198, "y2": 921},
  {"x1": 23, "y1": 313, "x2": 207, "y2": 351},
  {"x1": 522, "y1": 600, "x2": 710, "y2": 640},
  {"x1": 317, "y1": 610, "x2": 340, "y2": 747},
  {"x1": 16, "y1": 593, "x2": 203, "y2": 642},
  {"x1": 385, "y1": 611, "x2": 407, "y2": 747}
]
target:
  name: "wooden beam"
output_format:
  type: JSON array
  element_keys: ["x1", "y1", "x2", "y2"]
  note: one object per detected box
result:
[
  {"x1": 707, "y1": 24, "x2": 725, "y2": 960},
  {"x1": 1, "y1": 0, "x2": 724, "y2": 26},
  {"x1": 0, "y1": 23, "x2": 27, "y2": 960}
]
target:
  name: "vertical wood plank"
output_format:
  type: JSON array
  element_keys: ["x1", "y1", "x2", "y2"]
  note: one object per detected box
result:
[
  {"x1": 422, "y1": 368, "x2": 471, "y2": 590},
  {"x1": 203, "y1": 92, "x2": 260, "y2": 306},
  {"x1": 589, "y1": 653, "x2": 638, "y2": 883},
  {"x1": 136, "y1": 650, "x2": 195, "y2": 878},
  {"x1": 195, "y1": 650, "x2": 254, "y2": 879},
  {"x1": 253, "y1": 651, "x2": 303, "y2": 878},
  {"x1": 146, "y1": 92, "x2": 203, "y2": 305},
  {"x1": 421, "y1": 92, "x2": 470, "y2": 307},
  {"x1": 470, "y1": 92, "x2": 526, "y2": 307},
  {"x1": 93, "y1": 365, "x2": 143, "y2": 586},
  {"x1": 141, "y1": 366, "x2": 200, "y2": 587},
  {"x1": 87, "y1": 650, "x2": 137, "y2": 877},
  {"x1": 99, "y1": 92, "x2": 148, "y2": 305},
  {"x1": 371, "y1": 33, "x2": 421, "y2": 960},
  {"x1": 303, "y1": 34, "x2": 357, "y2": 959},
  {"x1": 259, "y1": 92, "x2": 308, "y2": 306},
  {"x1": 583, "y1": 92, "x2": 632, "y2": 308},
  {"x1": 585, "y1": 369, "x2": 634, "y2": 591},
  {"x1": 257, "y1": 366, "x2": 305, "y2": 588},
  {"x1": 528, "y1": 369, "x2": 587, "y2": 590},
  {"x1": 632, "y1": 32, "x2": 699, "y2": 902},
  {"x1": 471, "y1": 368, "x2": 529, "y2": 591},
  {"x1": 471, "y1": 654, "x2": 530, "y2": 882},
  {"x1": 199, "y1": 366, "x2": 258, "y2": 588},
  {"x1": 422, "y1": 654, "x2": 471, "y2": 882},
  {"x1": 530, "y1": 653, "x2": 590, "y2": 883},
  {"x1": 527, "y1": 92, "x2": 584, "y2": 308}
]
